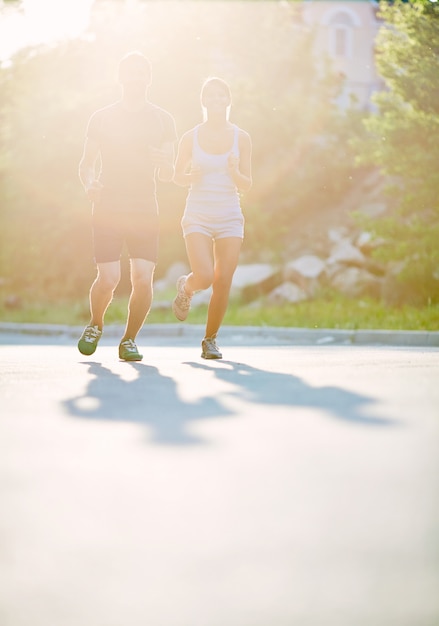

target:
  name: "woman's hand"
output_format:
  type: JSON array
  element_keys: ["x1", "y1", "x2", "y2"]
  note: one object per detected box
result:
[
  {"x1": 227, "y1": 153, "x2": 239, "y2": 174},
  {"x1": 189, "y1": 165, "x2": 203, "y2": 184}
]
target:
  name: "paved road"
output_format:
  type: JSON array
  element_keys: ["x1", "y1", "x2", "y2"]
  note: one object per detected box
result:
[{"x1": 1, "y1": 332, "x2": 438, "y2": 626}]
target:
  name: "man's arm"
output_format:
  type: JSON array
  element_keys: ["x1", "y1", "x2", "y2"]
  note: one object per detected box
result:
[
  {"x1": 78, "y1": 137, "x2": 103, "y2": 201},
  {"x1": 150, "y1": 141, "x2": 175, "y2": 182}
]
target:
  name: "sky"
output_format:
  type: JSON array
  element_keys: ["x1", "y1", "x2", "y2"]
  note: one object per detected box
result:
[{"x1": 0, "y1": 0, "x2": 96, "y2": 64}]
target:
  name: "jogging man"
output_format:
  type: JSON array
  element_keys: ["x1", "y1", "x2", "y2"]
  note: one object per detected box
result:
[{"x1": 78, "y1": 52, "x2": 177, "y2": 361}]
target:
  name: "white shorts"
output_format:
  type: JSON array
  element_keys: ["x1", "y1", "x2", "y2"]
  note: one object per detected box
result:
[{"x1": 181, "y1": 212, "x2": 244, "y2": 240}]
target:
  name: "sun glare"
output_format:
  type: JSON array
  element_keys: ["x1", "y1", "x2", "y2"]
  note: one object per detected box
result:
[{"x1": 0, "y1": 0, "x2": 95, "y2": 63}]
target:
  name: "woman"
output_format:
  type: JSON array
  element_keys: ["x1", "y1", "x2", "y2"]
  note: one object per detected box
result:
[{"x1": 172, "y1": 77, "x2": 252, "y2": 359}]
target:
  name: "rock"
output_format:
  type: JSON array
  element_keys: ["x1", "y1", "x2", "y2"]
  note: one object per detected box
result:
[
  {"x1": 192, "y1": 288, "x2": 212, "y2": 307},
  {"x1": 267, "y1": 282, "x2": 308, "y2": 304},
  {"x1": 284, "y1": 255, "x2": 325, "y2": 296},
  {"x1": 329, "y1": 266, "x2": 382, "y2": 298},
  {"x1": 327, "y1": 239, "x2": 366, "y2": 267},
  {"x1": 285, "y1": 255, "x2": 326, "y2": 279},
  {"x1": 355, "y1": 231, "x2": 373, "y2": 253},
  {"x1": 362, "y1": 258, "x2": 386, "y2": 277},
  {"x1": 164, "y1": 261, "x2": 190, "y2": 286},
  {"x1": 153, "y1": 278, "x2": 168, "y2": 294},
  {"x1": 232, "y1": 263, "x2": 278, "y2": 289},
  {"x1": 354, "y1": 231, "x2": 386, "y2": 256},
  {"x1": 151, "y1": 299, "x2": 172, "y2": 311},
  {"x1": 328, "y1": 227, "x2": 349, "y2": 243},
  {"x1": 232, "y1": 264, "x2": 283, "y2": 302}
]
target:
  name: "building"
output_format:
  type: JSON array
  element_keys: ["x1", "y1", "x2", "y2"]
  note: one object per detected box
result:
[{"x1": 303, "y1": 0, "x2": 385, "y2": 110}]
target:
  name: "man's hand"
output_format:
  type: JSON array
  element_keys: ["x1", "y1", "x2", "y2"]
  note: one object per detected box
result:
[
  {"x1": 85, "y1": 179, "x2": 103, "y2": 202},
  {"x1": 150, "y1": 146, "x2": 172, "y2": 169},
  {"x1": 150, "y1": 146, "x2": 174, "y2": 182}
]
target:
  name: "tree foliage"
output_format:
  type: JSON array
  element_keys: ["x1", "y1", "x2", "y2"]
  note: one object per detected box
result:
[{"x1": 356, "y1": 0, "x2": 439, "y2": 304}]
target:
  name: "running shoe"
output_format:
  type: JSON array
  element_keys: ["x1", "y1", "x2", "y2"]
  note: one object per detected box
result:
[
  {"x1": 78, "y1": 324, "x2": 102, "y2": 356},
  {"x1": 172, "y1": 275, "x2": 192, "y2": 321},
  {"x1": 119, "y1": 338, "x2": 143, "y2": 361},
  {"x1": 201, "y1": 334, "x2": 222, "y2": 360}
]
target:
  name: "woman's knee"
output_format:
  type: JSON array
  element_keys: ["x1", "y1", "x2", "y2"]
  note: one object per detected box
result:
[
  {"x1": 212, "y1": 271, "x2": 234, "y2": 292},
  {"x1": 193, "y1": 268, "x2": 214, "y2": 290}
]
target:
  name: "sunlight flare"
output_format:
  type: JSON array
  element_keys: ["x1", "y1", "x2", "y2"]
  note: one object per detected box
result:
[{"x1": 0, "y1": 0, "x2": 95, "y2": 62}]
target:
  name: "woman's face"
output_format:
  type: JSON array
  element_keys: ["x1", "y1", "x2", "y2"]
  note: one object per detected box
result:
[{"x1": 202, "y1": 83, "x2": 231, "y2": 112}]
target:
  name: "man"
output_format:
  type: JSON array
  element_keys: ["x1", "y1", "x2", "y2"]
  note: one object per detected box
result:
[{"x1": 78, "y1": 52, "x2": 177, "y2": 361}]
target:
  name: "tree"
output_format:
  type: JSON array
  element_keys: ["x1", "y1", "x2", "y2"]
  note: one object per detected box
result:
[{"x1": 356, "y1": 0, "x2": 439, "y2": 304}]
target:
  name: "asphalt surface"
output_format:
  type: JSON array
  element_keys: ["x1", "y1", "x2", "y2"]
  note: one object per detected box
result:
[{"x1": 0, "y1": 325, "x2": 438, "y2": 626}]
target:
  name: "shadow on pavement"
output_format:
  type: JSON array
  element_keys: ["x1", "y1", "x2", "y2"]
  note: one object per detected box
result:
[
  {"x1": 64, "y1": 361, "x2": 232, "y2": 445},
  {"x1": 63, "y1": 354, "x2": 396, "y2": 445},
  {"x1": 184, "y1": 360, "x2": 396, "y2": 428}
]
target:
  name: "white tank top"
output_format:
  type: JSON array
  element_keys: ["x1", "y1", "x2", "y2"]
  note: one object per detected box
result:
[{"x1": 184, "y1": 124, "x2": 241, "y2": 216}]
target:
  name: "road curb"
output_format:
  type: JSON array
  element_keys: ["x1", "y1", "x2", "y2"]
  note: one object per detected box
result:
[{"x1": 0, "y1": 322, "x2": 438, "y2": 347}]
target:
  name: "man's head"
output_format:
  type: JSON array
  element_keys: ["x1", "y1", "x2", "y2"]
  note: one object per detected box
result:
[{"x1": 118, "y1": 52, "x2": 152, "y2": 88}]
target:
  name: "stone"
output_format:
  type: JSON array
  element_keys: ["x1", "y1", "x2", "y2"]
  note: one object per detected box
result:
[
  {"x1": 327, "y1": 239, "x2": 366, "y2": 267},
  {"x1": 267, "y1": 282, "x2": 308, "y2": 304},
  {"x1": 284, "y1": 255, "x2": 326, "y2": 279},
  {"x1": 328, "y1": 227, "x2": 349, "y2": 243},
  {"x1": 330, "y1": 266, "x2": 382, "y2": 298},
  {"x1": 232, "y1": 264, "x2": 283, "y2": 302},
  {"x1": 165, "y1": 261, "x2": 190, "y2": 286}
]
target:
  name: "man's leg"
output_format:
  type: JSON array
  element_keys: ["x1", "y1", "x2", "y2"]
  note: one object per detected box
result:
[
  {"x1": 89, "y1": 261, "x2": 121, "y2": 329},
  {"x1": 78, "y1": 261, "x2": 121, "y2": 356},
  {"x1": 121, "y1": 258, "x2": 155, "y2": 341}
]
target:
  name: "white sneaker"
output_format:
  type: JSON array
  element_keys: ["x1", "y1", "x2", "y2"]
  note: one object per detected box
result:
[
  {"x1": 172, "y1": 275, "x2": 192, "y2": 321},
  {"x1": 201, "y1": 334, "x2": 222, "y2": 359}
]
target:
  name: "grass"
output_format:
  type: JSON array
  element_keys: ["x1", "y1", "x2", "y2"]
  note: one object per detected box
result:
[{"x1": 0, "y1": 292, "x2": 438, "y2": 330}]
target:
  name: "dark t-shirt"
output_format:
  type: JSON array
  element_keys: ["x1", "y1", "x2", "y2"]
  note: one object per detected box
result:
[{"x1": 87, "y1": 100, "x2": 177, "y2": 212}]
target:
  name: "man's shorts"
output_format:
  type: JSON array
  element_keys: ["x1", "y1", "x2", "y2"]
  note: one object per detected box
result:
[
  {"x1": 92, "y1": 209, "x2": 159, "y2": 264},
  {"x1": 181, "y1": 212, "x2": 244, "y2": 240}
]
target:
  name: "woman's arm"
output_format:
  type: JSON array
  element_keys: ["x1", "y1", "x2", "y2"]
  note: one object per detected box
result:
[
  {"x1": 228, "y1": 129, "x2": 252, "y2": 192},
  {"x1": 173, "y1": 130, "x2": 201, "y2": 187}
]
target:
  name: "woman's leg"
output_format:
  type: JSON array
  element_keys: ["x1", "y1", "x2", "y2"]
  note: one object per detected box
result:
[
  {"x1": 184, "y1": 233, "x2": 215, "y2": 293},
  {"x1": 205, "y1": 237, "x2": 242, "y2": 338}
]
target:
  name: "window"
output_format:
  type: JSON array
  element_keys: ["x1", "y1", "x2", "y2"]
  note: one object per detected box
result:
[
  {"x1": 334, "y1": 25, "x2": 349, "y2": 57},
  {"x1": 323, "y1": 9, "x2": 360, "y2": 59}
]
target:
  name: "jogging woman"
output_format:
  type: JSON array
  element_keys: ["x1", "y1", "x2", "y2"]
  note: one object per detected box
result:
[{"x1": 172, "y1": 77, "x2": 252, "y2": 359}]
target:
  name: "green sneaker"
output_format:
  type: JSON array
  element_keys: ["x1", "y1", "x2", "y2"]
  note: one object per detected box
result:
[
  {"x1": 201, "y1": 334, "x2": 222, "y2": 360},
  {"x1": 119, "y1": 338, "x2": 143, "y2": 362},
  {"x1": 78, "y1": 325, "x2": 102, "y2": 356}
]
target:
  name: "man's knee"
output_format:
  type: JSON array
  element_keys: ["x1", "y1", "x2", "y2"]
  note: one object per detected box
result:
[
  {"x1": 131, "y1": 259, "x2": 155, "y2": 291},
  {"x1": 132, "y1": 274, "x2": 152, "y2": 292},
  {"x1": 96, "y1": 263, "x2": 121, "y2": 291}
]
